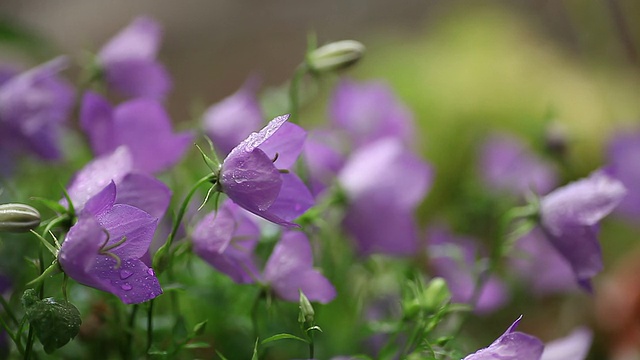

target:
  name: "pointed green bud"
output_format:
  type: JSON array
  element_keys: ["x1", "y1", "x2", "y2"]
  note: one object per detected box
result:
[
  {"x1": 0, "y1": 203, "x2": 41, "y2": 233},
  {"x1": 307, "y1": 40, "x2": 365, "y2": 73},
  {"x1": 298, "y1": 290, "x2": 315, "y2": 324},
  {"x1": 423, "y1": 277, "x2": 451, "y2": 312}
]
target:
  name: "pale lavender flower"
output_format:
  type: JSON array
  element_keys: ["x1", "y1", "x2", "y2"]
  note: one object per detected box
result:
[
  {"x1": 338, "y1": 138, "x2": 432, "y2": 255},
  {"x1": 539, "y1": 170, "x2": 626, "y2": 290},
  {"x1": 97, "y1": 16, "x2": 170, "y2": 99},
  {"x1": 219, "y1": 114, "x2": 313, "y2": 227},
  {"x1": 540, "y1": 328, "x2": 592, "y2": 360},
  {"x1": 302, "y1": 130, "x2": 346, "y2": 196},
  {"x1": 192, "y1": 200, "x2": 261, "y2": 284},
  {"x1": 0, "y1": 57, "x2": 73, "y2": 161},
  {"x1": 202, "y1": 79, "x2": 263, "y2": 157},
  {"x1": 59, "y1": 182, "x2": 163, "y2": 304},
  {"x1": 263, "y1": 231, "x2": 336, "y2": 303},
  {"x1": 330, "y1": 79, "x2": 414, "y2": 147},
  {"x1": 62, "y1": 146, "x2": 171, "y2": 218},
  {"x1": 80, "y1": 92, "x2": 193, "y2": 174},
  {"x1": 510, "y1": 228, "x2": 577, "y2": 295},
  {"x1": 606, "y1": 131, "x2": 640, "y2": 220},
  {"x1": 428, "y1": 226, "x2": 508, "y2": 313},
  {"x1": 463, "y1": 316, "x2": 544, "y2": 360},
  {"x1": 480, "y1": 133, "x2": 558, "y2": 196}
]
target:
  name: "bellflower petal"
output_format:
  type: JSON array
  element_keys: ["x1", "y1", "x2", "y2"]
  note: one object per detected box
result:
[
  {"x1": 0, "y1": 57, "x2": 73, "y2": 160},
  {"x1": 463, "y1": 316, "x2": 544, "y2": 360},
  {"x1": 59, "y1": 185, "x2": 162, "y2": 304},
  {"x1": 540, "y1": 170, "x2": 626, "y2": 287},
  {"x1": 63, "y1": 146, "x2": 134, "y2": 211},
  {"x1": 480, "y1": 133, "x2": 558, "y2": 196},
  {"x1": 258, "y1": 122, "x2": 306, "y2": 169},
  {"x1": 263, "y1": 231, "x2": 336, "y2": 303},
  {"x1": 510, "y1": 228, "x2": 576, "y2": 295},
  {"x1": 540, "y1": 328, "x2": 592, "y2": 360},
  {"x1": 115, "y1": 173, "x2": 171, "y2": 219},
  {"x1": 606, "y1": 131, "x2": 640, "y2": 219},
  {"x1": 97, "y1": 16, "x2": 170, "y2": 99},
  {"x1": 80, "y1": 91, "x2": 118, "y2": 155},
  {"x1": 428, "y1": 226, "x2": 508, "y2": 313},
  {"x1": 303, "y1": 130, "x2": 345, "y2": 196},
  {"x1": 220, "y1": 114, "x2": 312, "y2": 227},
  {"x1": 203, "y1": 79, "x2": 263, "y2": 156},
  {"x1": 330, "y1": 79, "x2": 414, "y2": 147},
  {"x1": 192, "y1": 201, "x2": 261, "y2": 284}
]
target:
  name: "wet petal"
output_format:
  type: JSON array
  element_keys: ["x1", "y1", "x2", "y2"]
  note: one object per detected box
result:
[
  {"x1": 263, "y1": 173, "x2": 314, "y2": 224},
  {"x1": 463, "y1": 316, "x2": 544, "y2": 360},
  {"x1": 258, "y1": 122, "x2": 306, "y2": 169},
  {"x1": 92, "y1": 256, "x2": 162, "y2": 304},
  {"x1": 116, "y1": 173, "x2": 171, "y2": 219},
  {"x1": 226, "y1": 114, "x2": 290, "y2": 159},
  {"x1": 96, "y1": 204, "x2": 157, "y2": 259},
  {"x1": 59, "y1": 215, "x2": 107, "y2": 291}
]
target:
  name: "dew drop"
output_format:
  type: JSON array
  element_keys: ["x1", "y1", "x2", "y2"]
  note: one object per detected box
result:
[
  {"x1": 119, "y1": 269, "x2": 133, "y2": 280},
  {"x1": 121, "y1": 283, "x2": 132, "y2": 291},
  {"x1": 147, "y1": 268, "x2": 155, "y2": 276}
]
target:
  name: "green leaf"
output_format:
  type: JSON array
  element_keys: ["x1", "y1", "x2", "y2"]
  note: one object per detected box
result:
[
  {"x1": 183, "y1": 342, "x2": 210, "y2": 349},
  {"x1": 261, "y1": 333, "x2": 309, "y2": 345},
  {"x1": 216, "y1": 350, "x2": 230, "y2": 360},
  {"x1": 251, "y1": 338, "x2": 259, "y2": 360},
  {"x1": 21, "y1": 289, "x2": 81, "y2": 354},
  {"x1": 192, "y1": 320, "x2": 207, "y2": 336}
]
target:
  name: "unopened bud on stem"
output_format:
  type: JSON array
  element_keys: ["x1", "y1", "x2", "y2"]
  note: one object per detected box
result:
[
  {"x1": 298, "y1": 290, "x2": 315, "y2": 324},
  {"x1": 307, "y1": 40, "x2": 365, "y2": 73},
  {"x1": 0, "y1": 203, "x2": 41, "y2": 233}
]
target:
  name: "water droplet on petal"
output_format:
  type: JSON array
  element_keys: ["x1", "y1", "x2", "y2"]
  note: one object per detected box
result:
[
  {"x1": 120, "y1": 269, "x2": 133, "y2": 279},
  {"x1": 147, "y1": 268, "x2": 155, "y2": 276},
  {"x1": 121, "y1": 283, "x2": 132, "y2": 291}
]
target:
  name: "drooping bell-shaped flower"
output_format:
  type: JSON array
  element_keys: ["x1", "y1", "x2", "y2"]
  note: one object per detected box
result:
[
  {"x1": 0, "y1": 57, "x2": 73, "y2": 161},
  {"x1": 540, "y1": 328, "x2": 592, "y2": 360},
  {"x1": 463, "y1": 316, "x2": 544, "y2": 360},
  {"x1": 330, "y1": 79, "x2": 414, "y2": 148},
  {"x1": 59, "y1": 182, "x2": 163, "y2": 304},
  {"x1": 192, "y1": 200, "x2": 261, "y2": 284},
  {"x1": 480, "y1": 133, "x2": 558, "y2": 196},
  {"x1": 219, "y1": 114, "x2": 314, "y2": 227},
  {"x1": 338, "y1": 138, "x2": 432, "y2": 255},
  {"x1": 80, "y1": 92, "x2": 193, "y2": 174},
  {"x1": 606, "y1": 131, "x2": 640, "y2": 220},
  {"x1": 302, "y1": 130, "x2": 346, "y2": 197},
  {"x1": 262, "y1": 231, "x2": 336, "y2": 303},
  {"x1": 62, "y1": 146, "x2": 171, "y2": 218},
  {"x1": 202, "y1": 79, "x2": 263, "y2": 157},
  {"x1": 510, "y1": 228, "x2": 577, "y2": 295},
  {"x1": 539, "y1": 170, "x2": 626, "y2": 290},
  {"x1": 97, "y1": 16, "x2": 170, "y2": 99},
  {"x1": 427, "y1": 226, "x2": 508, "y2": 313}
]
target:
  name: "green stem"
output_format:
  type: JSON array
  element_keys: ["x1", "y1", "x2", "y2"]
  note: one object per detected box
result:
[
  {"x1": 250, "y1": 291, "x2": 262, "y2": 341},
  {"x1": 124, "y1": 304, "x2": 138, "y2": 359},
  {"x1": 153, "y1": 174, "x2": 215, "y2": 273},
  {"x1": 308, "y1": 330, "x2": 314, "y2": 359},
  {"x1": 146, "y1": 300, "x2": 154, "y2": 353},
  {"x1": 1, "y1": 315, "x2": 24, "y2": 356},
  {"x1": 288, "y1": 63, "x2": 308, "y2": 124}
]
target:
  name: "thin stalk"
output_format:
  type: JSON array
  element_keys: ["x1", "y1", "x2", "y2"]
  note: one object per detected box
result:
[
  {"x1": 124, "y1": 304, "x2": 138, "y2": 359},
  {"x1": 0, "y1": 296, "x2": 18, "y2": 326},
  {"x1": 146, "y1": 300, "x2": 154, "y2": 353},
  {"x1": 154, "y1": 174, "x2": 215, "y2": 273},
  {"x1": 288, "y1": 64, "x2": 308, "y2": 124},
  {"x1": 1, "y1": 315, "x2": 25, "y2": 356}
]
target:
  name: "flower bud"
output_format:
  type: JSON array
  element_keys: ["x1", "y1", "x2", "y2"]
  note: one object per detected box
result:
[
  {"x1": 0, "y1": 203, "x2": 41, "y2": 233},
  {"x1": 423, "y1": 277, "x2": 451, "y2": 312},
  {"x1": 307, "y1": 40, "x2": 365, "y2": 73},
  {"x1": 298, "y1": 290, "x2": 315, "y2": 324}
]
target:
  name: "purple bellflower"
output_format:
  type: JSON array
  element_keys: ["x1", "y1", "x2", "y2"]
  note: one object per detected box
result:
[
  {"x1": 80, "y1": 92, "x2": 193, "y2": 174},
  {"x1": 62, "y1": 146, "x2": 171, "y2": 218},
  {"x1": 59, "y1": 181, "x2": 163, "y2": 304},
  {"x1": 480, "y1": 133, "x2": 558, "y2": 197},
  {"x1": 338, "y1": 138, "x2": 432, "y2": 255},
  {"x1": 0, "y1": 57, "x2": 73, "y2": 161},
  {"x1": 302, "y1": 130, "x2": 346, "y2": 197},
  {"x1": 428, "y1": 226, "x2": 508, "y2": 313},
  {"x1": 538, "y1": 170, "x2": 626, "y2": 290},
  {"x1": 219, "y1": 114, "x2": 314, "y2": 227},
  {"x1": 97, "y1": 16, "x2": 170, "y2": 99},
  {"x1": 262, "y1": 231, "x2": 336, "y2": 303},
  {"x1": 202, "y1": 79, "x2": 263, "y2": 157},
  {"x1": 606, "y1": 131, "x2": 640, "y2": 220},
  {"x1": 463, "y1": 316, "x2": 544, "y2": 360},
  {"x1": 540, "y1": 328, "x2": 592, "y2": 360},
  {"x1": 330, "y1": 79, "x2": 414, "y2": 148},
  {"x1": 192, "y1": 200, "x2": 261, "y2": 284},
  {"x1": 510, "y1": 228, "x2": 577, "y2": 295}
]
